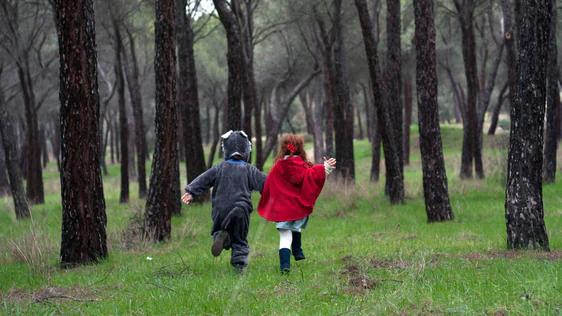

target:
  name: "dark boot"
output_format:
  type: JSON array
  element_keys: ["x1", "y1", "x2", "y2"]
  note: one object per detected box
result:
[
  {"x1": 212, "y1": 230, "x2": 229, "y2": 257},
  {"x1": 279, "y1": 248, "x2": 291, "y2": 273},
  {"x1": 291, "y1": 231, "x2": 306, "y2": 261}
]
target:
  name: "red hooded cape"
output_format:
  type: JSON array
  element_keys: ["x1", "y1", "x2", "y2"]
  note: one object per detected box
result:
[{"x1": 257, "y1": 156, "x2": 326, "y2": 222}]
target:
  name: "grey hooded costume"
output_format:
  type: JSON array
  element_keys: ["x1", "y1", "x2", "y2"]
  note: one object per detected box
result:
[{"x1": 185, "y1": 130, "x2": 266, "y2": 268}]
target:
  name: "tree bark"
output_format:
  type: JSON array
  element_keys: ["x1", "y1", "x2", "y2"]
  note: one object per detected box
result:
[
  {"x1": 333, "y1": 0, "x2": 355, "y2": 183},
  {"x1": 0, "y1": 68, "x2": 31, "y2": 218},
  {"x1": 386, "y1": 0, "x2": 403, "y2": 179},
  {"x1": 403, "y1": 72, "x2": 412, "y2": 165},
  {"x1": 454, "y1": 0, "x2": 483, "y2": 179},
  {"x1": 176, "y1": 0, "x2": 208, "y2": 202},
  {"x1": 0, "y1": 143, "x2": 10, "y2": 195},
  {"x1": 505, "y1": 0, "x2": 551, "y2": 251},
  {"x1": 113, "y1": 20, "x2": 129, "y2": 204},
  {"x1": 414, "y1": 0, "x2": 454, "y2": 222},
  {"x1": 144, "y1": 0, "x2": 179, "y2": 241},
  {"x1": 214, "y1": 0, "x2": 243, "y2": 130},
  {"x1": 312, "y1": 77, "x2": 325, "y2": 163},
  {"x1": 123, "y1": 27, "x2": 148, "y2": 198},
  {"x1": 355, "y1": 0, "x2": 404, "y2": 203},
  {"x1": 55, "y1": 0, "x2": 108, "y2": 266},
  {"x1": 543, "y1": 0, "x2": 558, "y2": 184},
  {"x1": 500, "y1": 0, "x2": 517, "y2": 120}
]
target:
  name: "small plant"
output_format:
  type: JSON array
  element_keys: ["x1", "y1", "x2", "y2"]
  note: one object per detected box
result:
[{"x1": 7, "y1": 226, "x2": 56, "y2": 275}]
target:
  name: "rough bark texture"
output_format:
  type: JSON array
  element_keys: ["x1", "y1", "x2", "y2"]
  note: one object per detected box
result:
[
  {"x1": 176, "y1": 0, "x2": 208, "y2": 202},
  {"x1": 543, "y1": 0, "x2": 558, "y2": 184},
  {"x1": 144, "y1": 0, "x2": 179, "y2": 241},
  {"x1": 333, "y1": 0, "x2": 355, "y2": 183},
  {"x1": 55, "y1": 0, "x2": 108, "y2": 266},
  {"x1": 214, "y1": 0, "x2": 242, "y2": 130},
  {"x1": 386, "y1": 0, "x2": 403, "y2": 178},
  {"x1": 0, "y1": 70, "x2": 31, "y2": 218},
  {"x1": 113, "y1": 20, "x2": 129, "y2": 204},
  {"x1": 505, "y1": 0, "x2": 550, "y2": 251},
  {"x1": 414, "y1": 0, "x2": 454, "y2": 222},
  {"x1": 0, "y1": 144, "x2": 10, "y2": 195},
  {"x1": 313, "y1": 78, "x2": 325, "y2": 163},
  {"x1": 123, "y1": 28, "x2": 148, "y2": 198},
  {"x1": 454, "y1": 0, "x2": 483, "y2": 179},
  {"x1": 355, "y1": 0, "x2": 404, "y2": 203}
]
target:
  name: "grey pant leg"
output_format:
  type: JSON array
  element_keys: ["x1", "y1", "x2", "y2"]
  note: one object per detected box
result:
[{"x1": 223, "y1": 208, "x2": 250, "y2": 267}]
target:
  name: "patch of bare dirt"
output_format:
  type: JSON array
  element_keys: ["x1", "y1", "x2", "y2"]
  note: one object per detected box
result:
[{"x1": 2, "y1": 286, "x2": 101, "y2": 304}]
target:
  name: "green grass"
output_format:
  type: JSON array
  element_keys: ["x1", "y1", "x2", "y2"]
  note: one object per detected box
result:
[{"x1": 1, "y1": 126, "x2": 561, "y2": 315}]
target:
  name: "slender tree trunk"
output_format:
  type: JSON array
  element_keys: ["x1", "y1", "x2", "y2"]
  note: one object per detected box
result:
[
  {"x1": 355, "y1": 0, "x2": 404, "y2": 203},
  {"x1": 55, "y1": 0, "x2": 108, "y2": 266},
  {"x1": 176, "y1": 0, "x2": 208, "y2": 203},
  {"x1": 144, "y1": 0, "x2": 179, "y2": 241},
  {"x1": 52, "y1": 116, "x2": 61, "y2": 172},
  {"x1": 543, "y1": 0, "x2": 558, "y2": 184},
  {"x1": 207, "y1": 104, "x2": 221, "y2": 168},
  {"x1": 333, "y1": 0, "x2": 355, "y2": 182},
  {"x1": 355, "y1": 96, "x2": 364, "y2": 140},
  {"x1": 362, "y1": 83, "x2": 372, "y2": 141},
  {"x1": 214, "y1": 0, "x2": 243, "y2": 130},
  {"x1": 123, "y1": 28, "x2": 148, "y2": 198},
  {"x1": 0, "y1": 144, "x2": 10, "y2": 195},
  {"x1": 414, "y1": 0, "x2": 454, "y2": 222},
  {"x1": 501, "y1": 0, "x2": 517, "y2": 120},
  {"x1": 313, "y1": 78, "x2": 325, "y2": 163},
  {"x1": 455, "y1": 0, "x2": 483, "y2": 179},
  {"x1": 488, "y1": 82, "x2": 508, "y2": 135},
  {"x1": 403, "y1": 73, "x2": 412, "y2": 165},
  {"x1": 505, "y1": 0, "x2": 551, "y2": 251},
  {"x1": 0, "y1": 69, "x2": 31, "y2": 218},
  {"x1": 300, "y1": 93, "x2": 315, "y2": 136},
  {"x1": 40, "y1": 127, "x2": 48, "y2": 168},
  {"x1": 110, "y1": 118, "x2": 115, "y2": 164},
  {"x1": 113, "y1": 21, "x2": 129, "y2": 204},
  {"x1": 386, "y1": 0, "x2": 403, "y2": 180}
]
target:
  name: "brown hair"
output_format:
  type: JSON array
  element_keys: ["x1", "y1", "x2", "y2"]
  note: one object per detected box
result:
[{"x1": 273, "y1": 134, "x2": 313, "y2": 167}]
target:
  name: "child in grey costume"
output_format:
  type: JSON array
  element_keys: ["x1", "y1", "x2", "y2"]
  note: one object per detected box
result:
[{"x1": 181, "y1": 130, "x2": 266, "y2": 273}]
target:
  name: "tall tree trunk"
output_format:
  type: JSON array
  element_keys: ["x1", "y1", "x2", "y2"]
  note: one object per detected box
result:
[
  {"x1": 455, "y1": 0, "x2": 483, "y2": 179},
  {"x1": 123, "y1": 27, "x2": 148, "y2": 198},
  {"x1": 505, "y1": 0, "x2": 551, "y2": 251},
  {"x1": 501, "y1": 0, "x2": 517, "y2": 122},
  {"x1": 355, "y1": 96, "x2": 364, "y2": 140},
  {"x1": 361, "y1": 83, "x2": 372, "y2": 141},
  {"x1": 254, "y1": 94, "x2": 263, "y2": 169},
  {"x1": 176, "y1": 0, "x2": 208, "y2": 203},
  {"x1": 386, "y1": 0, "x2": 403, "y2": 180},
  {"x1": 313, "y1": 78, "x2": 325, "y2": 163},
  {"x1": 113, "y1": 20, "x2": 129, "y2": 204},
  {"x1": 488, "y1": 82, "x2": 508, "y2": 135},
  {"x1": 0, "y1": 142, "x2": 10, "y2": 195},
  {"x1": 543, "y1": 0, "x2": 558, "y2": 184},
  {"x1": 300, "y1": 92, "x2": 315, "y2": 136},
  {"x1": 0, "y1": 68, "x2": 31, "y2": 218},
  {"x1": 144, "y1": 0, "x2": 179, "y2": 241},
  {"x1": 403, "y1": 73, "x2": 412, "y2": 165},
  {"x1": 55, "y1": 0, "x2": 108, "y2": 266},
  {"x1": 355, "y1": 0, "x2": 404, "y2": 203},
  {"x1": 368, "y1": 82, "x2": 381, "y2": 182},
  {"x1": 333, "y1": 0, "x2": 355, "y2": 183},
  {"x1": 40, "y1": 127, "x2": 49, "y2": 168},
  {"x1": 17, "y1": 64, "x2": 44, "y2": 204},
  {"x1": 414, "y1": 0, "x2": 454, "y2": 222},
  {"x1": 214, "y1": 0, "x2": 243, "y2": 130}
]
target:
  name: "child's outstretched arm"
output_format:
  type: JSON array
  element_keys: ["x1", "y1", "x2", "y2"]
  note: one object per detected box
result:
[{"x1": 183, "y1": 166, "x2": 218, "y2": 204}]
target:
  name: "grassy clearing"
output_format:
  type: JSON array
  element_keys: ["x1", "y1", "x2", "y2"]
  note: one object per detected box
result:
[{"x1": 1, "y1": 126, "x2": 561, "y2": 315}]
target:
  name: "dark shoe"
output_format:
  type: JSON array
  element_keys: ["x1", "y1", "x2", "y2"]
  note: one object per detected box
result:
[
  {"x1": 291, "y1": 231, "x2": 306, "y2": 261},
  {"x1": 232, "y1": 263, "x2": 245, "y2": 275},
  {"x1": 279, "y1": 248, "x2": 291, "y2": 273},
  {"x1": 212, "y1": 230, "x2": 229, "y2": 257}
]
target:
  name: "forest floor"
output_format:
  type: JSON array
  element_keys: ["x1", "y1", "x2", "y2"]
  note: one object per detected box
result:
[{"x1": 0, "y1": 126, "x2": 561, "y2": 315}]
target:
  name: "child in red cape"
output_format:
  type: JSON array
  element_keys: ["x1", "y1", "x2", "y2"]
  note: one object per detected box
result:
[{"x1": 257, "y1": 134, "x2": 336, "y2": 273}]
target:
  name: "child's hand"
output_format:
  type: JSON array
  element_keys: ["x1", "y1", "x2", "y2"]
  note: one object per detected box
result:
[
  {"x1": 181, "y1": 193, "x2": 193, "y2": 205},
  {"x1": 324, "y1": 157, "x2": 336, "y2": 169}
]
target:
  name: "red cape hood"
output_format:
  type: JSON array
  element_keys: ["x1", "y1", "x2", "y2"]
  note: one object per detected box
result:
[{"x1": 257, "y1": 156, "x2": 326, "y2": 222}]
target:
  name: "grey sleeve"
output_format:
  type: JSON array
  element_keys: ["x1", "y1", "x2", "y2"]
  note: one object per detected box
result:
[
  {"x1": 185, "y1": 166, "x2": 217, "y2": 196},
  {"x1": 249, "y1": 165, "x2": 267, "y2": 194}
]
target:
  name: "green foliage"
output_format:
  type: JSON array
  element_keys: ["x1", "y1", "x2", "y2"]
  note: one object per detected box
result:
[{"x1": 1, "y1": 127, "x2": 561, "y2": 315}]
